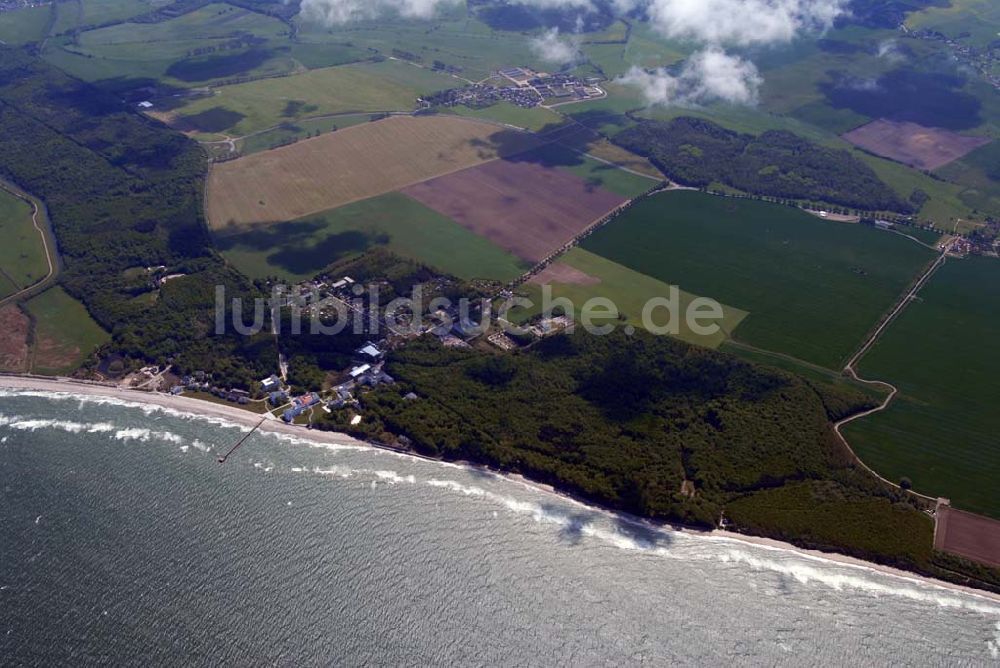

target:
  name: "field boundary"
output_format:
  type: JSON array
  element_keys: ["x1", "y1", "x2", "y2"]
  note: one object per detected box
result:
[{"x1": 832, "y1": 247, "x2": 952, "y2": 504}]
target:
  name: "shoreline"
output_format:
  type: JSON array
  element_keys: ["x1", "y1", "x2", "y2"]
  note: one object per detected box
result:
[{"x1": 2, "y1": 373, "x2": 999, "y2": 607}]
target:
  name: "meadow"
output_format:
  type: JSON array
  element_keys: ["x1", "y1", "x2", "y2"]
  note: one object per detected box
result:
[
  {"x1": 235, "y1": 113, "x2": 375, "y2": 155},
  {"x1": 580, "y1": 191, "x2": 935, "y2": 370},
  {"x1": 0, "y1": 3, "x2": 51, "y2": 45},
  {"x1": 905, "y1": 0, "x2": 1000, "y2": 47},
  {"x1": 842, "y1": 256, "x2": 1000, "y2": 518},
  {"x1": 0, "y1": 187, "x2": 48, "y2": 299},
  {"x1": 215, "y1": 192, "x2": 529, "y2": 283},
  {"x1": 168, "y1": 59, "x2": 455, "y2": 139},
  {"x1": 206, "y1": 115, "x2": 540, "y2": 227},
  {"x1": 442, "y1": 103, "x2": 563, "y2": 133},
  {"x1": 45, "y1": 3, "x2": 296, "y2": 85},
  {"x1": 50, "y1": 0, "x2": 153, "y2": 34},
  {"x1": 25, "y1": 286, "x2": 109, "y2": 375},
  {"x1": 292, "y1": 13, "x2": 544, "y2": 81}
]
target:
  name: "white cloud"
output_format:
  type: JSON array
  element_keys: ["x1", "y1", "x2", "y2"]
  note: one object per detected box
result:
[
  {"x1": 300, "y1": 0, "x2": 848, "y2": 45},
  {"x1": 641, "y1": 0, "x2": 848, "y2": 46},
  {"x1": 876, "y1": 39, "x2": 906, "y2": 63},
  {"x1": 530, "y1": 28, "x2": 582, "y2": 64},
  {"x1": 300, "y1": 0, "x2": 459, "y2": 24},
  {"x1": 618, "y1": 47, "x2": 762, "y2": 106}
]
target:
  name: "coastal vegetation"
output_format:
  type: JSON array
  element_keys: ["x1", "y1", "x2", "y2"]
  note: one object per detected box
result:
[
  {"x1": 315, "y1": 330, "x2": 993, "y2": 578},
  {"x1": 0, "y1": 47, "x2": 270, "y2": 388},
  {"x1": 24, "y1": 287, "x2": 110, "y2": 376}
]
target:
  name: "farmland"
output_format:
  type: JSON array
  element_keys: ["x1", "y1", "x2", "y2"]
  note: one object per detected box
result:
[
  {"x1": 580, "y1": 191, "x2": 935, "y2": 370},
  {"x1": 24, "y1": 286, "x2": 110, "y2": 376},
  {"x1": 842, "y1": 119, "x2": 992, "y2": 171},
  {"x1": 522, "y1": 248, "x2": 748, "y2": 348},
  {"x1": 215, "y1": 192, "x2": 529, "y2": 283},
  {"x1": 163, "y1": 59, "x2": 456, "y2": 139},
  {"x1": 402, "y1": 157, "x2": 628, "y2": 262},
  {"x1": 0, "y1": 4, "x2": 51, "y2": 45},
  {"x1": 46, "y1": 3, "x2": 296, "y2": 85},
  {"x1": 514, "y1": 143, "x2": 657, "y2": 198},
  {"x1": 842, "y1": 256, "x2": 1000, "y2": 518},
  {"x1": 443, "y1": 103, "x2": 564, "y2": 132},
  {"x1": 0, "y1": 187, "x2": 48, "y2": 300},
  {"x1": 292, "y1": 13, "x2": 545, "y2": 82},
  {"x1": 206, "y1": 115, "x2": 541, "y2": 228},
  {"x1": 0, "y1": 304, "x2": 30, "y2": 373}
]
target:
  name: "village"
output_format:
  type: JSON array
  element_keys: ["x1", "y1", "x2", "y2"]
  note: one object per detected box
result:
[
  {"x1": 115, "y1": 266, "x2": 576, "y2": 429},
  {"x1": 423, "y1": 66, "x2": 604, "y2": 110},
  {"x1": 0, "y1": 0, "x2": 48, "y2": 12}
]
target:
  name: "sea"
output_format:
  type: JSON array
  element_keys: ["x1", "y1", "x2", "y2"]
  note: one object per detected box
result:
[{"x1": 1, "y1": 389, "x2": 998, "y2": 666}]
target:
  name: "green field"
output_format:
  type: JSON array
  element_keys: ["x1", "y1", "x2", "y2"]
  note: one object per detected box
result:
[
  {"x1": 293, "y1": 14, "x2": 544, "y2": 81},
  {"x1": 0, "y1": 188, "x2": 48, "y2": 297},
  {"x1": 906, "y1": 0, "x2": 1000, "y2": 47},
  {"x1": 935, "y1": 140, "x2": 1000, "y2": 220},
  {"x1": 215, "y1": 192, "x2": 530, "y2": 283},
  {"x1": 25, "y1": 286, "x2": 109, "y2": 375},
  {"x1": 52, "y1": 0, "x2": 154, "y2": 34},
  {"x1": 580, "y1": 191, "x2": 936, "y2": 370},
  {"x1": 515, "y1": 247, "x2": 748, "y2": 349},
  {"x1": 842, "y1": 256, "x2": 1000, "y2": 518},
  {"x1": 171, "y1": 59, "x2": 455, "y2": 138},
  {"x1": 42, "y1": 3, "x2": 295, "y2": 85},
  {"x1": 0, "y1": 4, "x2": 51, "y2": 45},
  {"x1": 233, "y1": 113, "x2": 376, "y2": 155},
  {"x1": 442, "y1": 103, "x2": 564, "y2": 132}
]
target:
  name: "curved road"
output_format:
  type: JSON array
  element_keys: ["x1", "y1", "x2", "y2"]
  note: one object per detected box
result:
[
  {"x1": 0, "y1": 184, "x2": 58, "y2": 309},
  {"x1": 831, "y1": 246, "x2": 952, "y2": 502}
]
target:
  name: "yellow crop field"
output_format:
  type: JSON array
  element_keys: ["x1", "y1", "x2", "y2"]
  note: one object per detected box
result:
[{"x1": 206, "y1": 115, "x2": 541, "y2": 229}]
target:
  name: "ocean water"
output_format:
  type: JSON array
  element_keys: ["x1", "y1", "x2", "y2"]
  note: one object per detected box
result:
[{"x1": 1, "y1": 390, "x2": 998, "y2": 666}]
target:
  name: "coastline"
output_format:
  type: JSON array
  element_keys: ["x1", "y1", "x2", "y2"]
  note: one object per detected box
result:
[{"x1": 2, "y1": 373, "x2": 999, "y2": 607}]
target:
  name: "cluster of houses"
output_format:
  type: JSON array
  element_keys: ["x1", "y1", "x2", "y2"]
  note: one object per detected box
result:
[
  {"x1": 0, "y1": 0, "x2": 48, "y2": 12},
  {"x1": 423, "y1": 67, "x2": 602, "y2": 111},
  {"x1": 424, "y1": 83, "x2": 543, "y2": 110},
  {"x1": 170, "y1": 371, "x2": 255, "y2": 404}
]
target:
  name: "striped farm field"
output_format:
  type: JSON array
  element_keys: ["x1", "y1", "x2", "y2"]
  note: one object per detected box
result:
[{"x1": 206, "y1": 115, "x2": 541, "y2": 230}]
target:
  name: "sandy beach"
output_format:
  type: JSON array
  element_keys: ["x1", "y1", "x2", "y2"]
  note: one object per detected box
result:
[{"x1": 2, "y1": 373, "x2": 999, "y2": 606}]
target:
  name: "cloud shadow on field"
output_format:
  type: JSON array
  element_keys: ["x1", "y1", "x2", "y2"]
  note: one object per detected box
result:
[
  {"x1": 820, "y1": 67, "x2": 982, "y2": 131},
  {"x1": 215, "y1": 218, "x2": 378, "y2": 277}
]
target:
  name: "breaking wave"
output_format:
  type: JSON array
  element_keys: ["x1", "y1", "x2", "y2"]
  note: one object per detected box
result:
[
  {"x1": 282, "y1": 464, "x2": 1000, "y2": 619},
  {"x1": 1, "y1": 413, "x2": 194, "y2": 449}
]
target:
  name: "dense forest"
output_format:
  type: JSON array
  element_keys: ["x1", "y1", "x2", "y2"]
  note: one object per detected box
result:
[
  {"x1": 0, "y1": 48, "x2": 272, "y2": 387},
  {"x1": 318, "y1": 332, "x2": 998, "y2": 589},
  {"x1": 614, "y1": 117, "x2": 913, "y2": 213}
]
